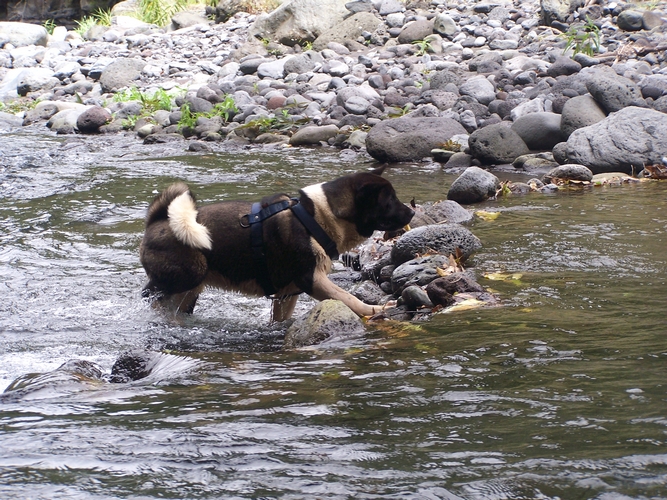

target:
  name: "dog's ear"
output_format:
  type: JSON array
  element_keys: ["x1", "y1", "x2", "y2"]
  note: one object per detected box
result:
[{"x1": 369, "y1": 165, "x2": 388, "y2": 176}]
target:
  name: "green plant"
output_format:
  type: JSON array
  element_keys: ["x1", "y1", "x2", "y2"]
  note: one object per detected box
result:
[
  {"x1": 412, "y1": 39, "x2": 432, "y2": 56},
  {"x1": 114, "y1": 86, "x2": 178, "y2": 114},
  {"x1": 137, "y1": 0, "x2": 191, "y2": 27},
  {"x1": 560, "y1": 17, "x2": 601, "y2": 56},
  {"x1": 177, "y1": 102, "x2": 198, "y2": 131},
  {"x1": 94, "y1": 8, "x2": 113, "y2": 26},
  {"x1": 43, "y1": 19, "x2": 56, "y2": 35},
  {"x1": 74, "y1": 15, "x2": 97, "y2": 36},
  {"x1": 122, "y1": 114, "x2": 140, "y2": 130},
  {"x1": 211, "y1": 95, "x2": 238, "y2": 122}
]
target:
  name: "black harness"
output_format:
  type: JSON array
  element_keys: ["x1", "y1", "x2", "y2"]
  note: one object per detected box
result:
[{"x1": 240, "y1": 197, "x2": 339, "y2": 297}]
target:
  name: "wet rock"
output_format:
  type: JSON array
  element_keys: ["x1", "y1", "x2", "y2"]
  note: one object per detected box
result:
[
  {"x1": 560, "y1": 94, "x2": 606, "y2": 139},
  {"x1": 258, "y1": 58, "x2": 291, "y2": 79},
  {"x1": 401, "y1": 285, "x2": 433, "y2": 310},
  {"x1": 351, "y1": 280, "x2": 387, "y2": 305},
  {"x1": 468, "y1": 123, "x2": 530, "y2": 165},
  {"x1": 511, "y1": 112, "x2": 564, "y2": 150},
  {"x1": 47, "y1": 106, "x2": 87, "y2": 134},
  {"x1": 366, "y1": 116, "x2": 467, "y2": 162},
  {"x1": 447, "y1": 166, "x2": 500, "y2": 205},
  {"x1": 284, "y1": 299, "x2": 366, "y2": 348},
  {"x1": 0, "y1": 359, "x2": 104, "y2": 402},
  {"x1": 566, "y1": 106, "x2": 667, "y2": 174},
  {"x1": 543, "y1": 164, "x2": 593, "y2": 183},
  {"x1": 76, "y1": 106, "x2": 112, "y2": 133},
  {"x1": 513, "y1": 152, "x2": 559, "y2": 172},
  {"x1": 426, "y1": 272, "x2": 484, "y2": 305},
  {"x1": 391, "y1": 223, "x2": 482, "y2": 266},
  {"x1": 424, "y1": 200, "x2": 473, "y2": 225},
  {"x1": 391, "y1": 254, "x2": 449, "y2": 293}
]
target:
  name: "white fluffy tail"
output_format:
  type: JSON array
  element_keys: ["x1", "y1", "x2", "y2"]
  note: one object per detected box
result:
[{"x1": 167, "y1": 192, "x2": 212, "y2": 250}]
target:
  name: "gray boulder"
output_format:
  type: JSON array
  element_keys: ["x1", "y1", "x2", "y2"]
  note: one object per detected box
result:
[
  {"x1": 543, "y1": 164, "x2": 593, "y2": 183},
  {"x1": 16, "y1": 67, "x2": 58, "y2": 95},
  {"x1": 540, "y1": 0, "x2": 571, "y2": 25},
  {"x1": 312, "y1": 12, "x2": 382, "y2": 51},
  {"x1": 447, "y1": 166, "x2": 500, "y2": 205},
  {"x1": 283, "y1": 50, "x2": 323, "y2": 74},
  {"x1": 391, "y1": 223, "x2": 482, "y2": 265},
  {"x1": 511, "y1": 112, "x2": 564, "y2": 150},
  {"x1": 585, "y1": 67, "x2": 645, "y2": 113},
  {"x1": 289, "y1": 124, "x2": 339, "y2": 145},
  {"x1": 468, "y1": 123, "x2": 530, "y2": 164},
  {"x1": 284, "y1": 300, "x2": 365, "y2": 348},
  {"x1": 397, "y1": 19, "x2": 434, "y2": 44},
  {"x1": 378, "y1": 0, "x2": 404, "y2": 15},
  {"x1": 47, "y1": 107, "x2": 88, "y2": 134},
  {"x1": 0, "y1": 22, "x2": 48, "y2": 47},
  {"x1": 249, "y1": 0, "x2": 349, "y2": 46},
  {"x1": 616, "y1": 10, "x2": 644, "y2": 31},
  {"x1": 257, "y1": 58, "x2": 291, "y2": 79},
  {"x1": 459, "y1": 76, "x2": 496, "y2": 105},
  {"x1": 424, "y1": 200, "x2": 473, "y2": 224},
  {"x1": 99, "y1": 59, "x2": 146, "y2": 93},
  {"x1": 366, "y1": 116, "x2": 467, "y2": 162},
  {"x1": 566, "y1": 106, "x2": 667, "y2": 174},
  {"x1": 434, "y1": 13, "x2": 457, "y2": 37},
  {"x1": 560, "y1": 94, "x2": 606, "y2": 139}
]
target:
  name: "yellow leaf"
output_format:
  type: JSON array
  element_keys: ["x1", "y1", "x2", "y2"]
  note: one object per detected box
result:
[
  {"x1": 438, "y1": 298, "x2": 486, "y2": 313},
  {"x1": 475, "y1": 210, "x2": 500, "y2": 221},
  {"x1": 483, "y1": 272, "x2": 523, "y2": 281}
]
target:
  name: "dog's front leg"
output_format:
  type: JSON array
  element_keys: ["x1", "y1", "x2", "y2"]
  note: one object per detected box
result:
[{"x1": 310, "y1": 273, "x2": 380, "y2": 317}]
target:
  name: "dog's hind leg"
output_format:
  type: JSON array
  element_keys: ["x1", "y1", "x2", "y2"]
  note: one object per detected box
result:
[{"x1": 272, "y1": 295, "x2": 299, "y2": 322}]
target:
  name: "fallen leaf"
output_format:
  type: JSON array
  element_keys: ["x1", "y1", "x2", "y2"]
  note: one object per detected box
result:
[{"x1": 475, "y1": 210, "x2": 500, "y2": 221}]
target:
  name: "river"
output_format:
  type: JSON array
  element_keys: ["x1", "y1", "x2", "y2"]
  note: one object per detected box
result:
[{"x1": 1, "y1": 130, "x2": 666, "y2": 499}]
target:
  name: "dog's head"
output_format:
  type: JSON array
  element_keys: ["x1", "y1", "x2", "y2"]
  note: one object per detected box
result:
[{"x1": 323, "y1": 167, "x2": 415, "y2": 237}]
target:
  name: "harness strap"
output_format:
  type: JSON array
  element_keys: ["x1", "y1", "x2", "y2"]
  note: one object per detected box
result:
[
  {"x1": 290, "y1": 202, "x2": 339, "y2": 260},
  {"x1": 243, "y1": 197, "x2": 340, "y2": 297},
  {"x1": 249, "y1": 202, "x2": 278, "y2": 297}
]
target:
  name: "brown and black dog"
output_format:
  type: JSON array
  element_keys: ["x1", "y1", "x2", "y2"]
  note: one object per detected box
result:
[{"x1": 139, "y1": 167, "x2": 414, "y2": 321}]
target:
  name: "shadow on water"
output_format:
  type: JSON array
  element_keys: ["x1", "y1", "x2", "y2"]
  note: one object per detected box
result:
[{"x1": 1, "y1": 131, "x2": 667, "y2": 498}]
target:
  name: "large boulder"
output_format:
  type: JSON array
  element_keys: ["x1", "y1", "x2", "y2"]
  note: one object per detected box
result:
[
  {"x1": 468, "y1": 123, "x2": 530, "y2": 164},
  {"x1": 98, "y1": 58, "x2": 146, "y2": 93},
  {"x1": 284, "y1": 300, "x2": 366, "y2": 348},
  {"x1": 447, "y1": 166, "x2": 500, "y2": 205},
  {"x1": 312, "y1": 12, "x2": 382, "y2": 51},
  {"x1": 391, "y1": 224, "x2": 482, "y2": 265},
  {"x1": 366, "y1": 116, "x2": 467, "y2": 162},
  {"x1": 249, "y1": 0, "x2": 349, "y2": 46},
  {"x1": 584, "y1": 67, "x2": 645, "y2": 113},
  {"x1": 17, "y1": 67, "x2": 58, "y2": 95},
  {"x1": 511, "y1": 112, "x2": 564, "y2": 150},
  {"x1": 566, "y1": 106, "x2": 667, "y2": 174},
  {"x1": 0, "y1": 21, "x2": 48, "y2": 46},
  {"x1": 560, "y1": 94, "x2": 607, "y2": 139}
]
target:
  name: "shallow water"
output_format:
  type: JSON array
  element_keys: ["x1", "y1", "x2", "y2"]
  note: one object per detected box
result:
[{"x1": 1, "y1": 131, "x2": 666, "y2": 499}]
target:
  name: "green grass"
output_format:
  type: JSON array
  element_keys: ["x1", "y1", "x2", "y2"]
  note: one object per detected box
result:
[{"x1": 560, "y1": 17, "x2": 601, "y2": 57}]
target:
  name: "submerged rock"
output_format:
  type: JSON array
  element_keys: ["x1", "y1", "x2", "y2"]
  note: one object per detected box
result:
[{"x1": 284, "y1": 299, "x2": 366, "y2": 348}]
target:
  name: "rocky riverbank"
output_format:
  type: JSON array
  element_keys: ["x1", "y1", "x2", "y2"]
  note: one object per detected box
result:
[{"x1": 1, "y1": 0, "x2": 666, "y2": 173}]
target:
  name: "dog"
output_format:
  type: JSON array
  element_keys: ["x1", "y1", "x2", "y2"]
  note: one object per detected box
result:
[{"x1": 139, "y1": 166, "x2": 414, "y2": 321}]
